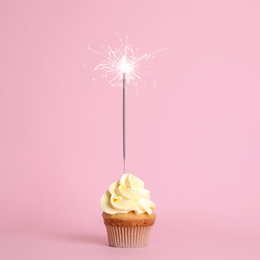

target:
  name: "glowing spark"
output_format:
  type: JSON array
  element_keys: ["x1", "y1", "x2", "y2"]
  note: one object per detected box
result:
[{"x1": 88, "y1": 38, "x2": 166, "y2": 90}]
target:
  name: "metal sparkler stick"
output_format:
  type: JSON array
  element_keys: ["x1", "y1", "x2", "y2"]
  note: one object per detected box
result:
[
  {"x1": 123, "y1": 73, "x2": 126, "y2": 173},
  {"x1": 88, "y1": 39, "x2": 165, "y2": 174}
]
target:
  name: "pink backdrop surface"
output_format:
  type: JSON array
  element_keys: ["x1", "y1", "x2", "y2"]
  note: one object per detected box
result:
[{"x1": 1, "y1": 0, "x2": 260, "y2": 259}]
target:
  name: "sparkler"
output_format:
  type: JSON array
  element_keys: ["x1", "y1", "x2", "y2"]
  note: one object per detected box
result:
[{"x1": 88, "y1": 37, "x2": 165, "y2": 173}]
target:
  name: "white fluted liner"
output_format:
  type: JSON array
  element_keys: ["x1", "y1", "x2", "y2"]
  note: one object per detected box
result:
[{"x1": 105, "y1": 225, "x2": 153, "y2": 248}]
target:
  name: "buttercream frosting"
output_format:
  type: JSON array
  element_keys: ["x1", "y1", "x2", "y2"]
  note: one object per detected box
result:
[{"x1": 100, "y1": 174, "x2": 156, "y2": 215}]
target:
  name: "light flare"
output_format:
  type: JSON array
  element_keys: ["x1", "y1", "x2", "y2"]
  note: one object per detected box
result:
[
  {"x1": 88, "y1": 37, "x2": 166, "y2": 91},
  {"x1": 118, "y1": 55, "x2": 133, "y2": 75}
]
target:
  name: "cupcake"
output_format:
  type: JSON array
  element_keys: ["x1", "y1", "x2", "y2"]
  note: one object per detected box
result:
[{"x1": 100, "y1": 174, "x2": 156, "y2": 248}]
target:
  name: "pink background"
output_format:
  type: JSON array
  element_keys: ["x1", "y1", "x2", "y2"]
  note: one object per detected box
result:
[{"x1": 1, "y1": 0, "x2": 260, "y2": 259}]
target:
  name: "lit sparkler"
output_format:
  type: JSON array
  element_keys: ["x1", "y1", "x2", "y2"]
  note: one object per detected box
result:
[{"x1": 88, "y1": 37, "x2": 165, "y2": 173}]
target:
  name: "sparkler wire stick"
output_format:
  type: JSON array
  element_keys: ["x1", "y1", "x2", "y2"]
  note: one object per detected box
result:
[
  {"x1": 88, "y1": 40, "x2": 166, "y2": 174},
  {"x1": 123, "y1": 73, "x2": 126, "y2": 173}
]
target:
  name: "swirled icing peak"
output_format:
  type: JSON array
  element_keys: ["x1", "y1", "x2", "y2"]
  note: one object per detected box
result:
[{"x1": 100, "y1": 174, "x2": 156, "y2": 215}]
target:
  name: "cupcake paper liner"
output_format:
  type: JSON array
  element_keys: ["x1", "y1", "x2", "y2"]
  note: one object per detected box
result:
[{"x1": 105, "y1": 225, "x2": 153, "y2": 248}]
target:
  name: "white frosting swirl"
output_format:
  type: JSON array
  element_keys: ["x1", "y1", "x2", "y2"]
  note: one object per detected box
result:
[{"x1": 100, "y1": 174, "x2": 156, "y2": 215}]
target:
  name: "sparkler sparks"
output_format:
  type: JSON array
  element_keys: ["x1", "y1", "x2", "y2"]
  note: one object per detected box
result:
[{"x1": 88, "y1": 37, "x2": 166, "y2": 91}]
